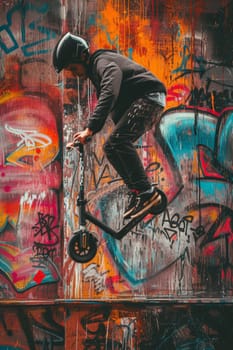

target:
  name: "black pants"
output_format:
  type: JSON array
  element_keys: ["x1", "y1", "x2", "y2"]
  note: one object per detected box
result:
[{"x1": 103, "y1": 96, "x2": 164, "y2": 192}]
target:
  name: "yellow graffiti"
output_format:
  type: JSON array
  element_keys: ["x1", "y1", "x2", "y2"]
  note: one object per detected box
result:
[
  {"x1": 0, "y1": 91, "x2": 23, "y2": 104},
  {"x1": 0, "y1": 199, "x2": 19, "y2": 232},
  {"x1": 1, "y1": 94, "x2": 60, "y2": 171},
  {"x1": 5, "y1": 124, "x2": 58, "y2": 171}
]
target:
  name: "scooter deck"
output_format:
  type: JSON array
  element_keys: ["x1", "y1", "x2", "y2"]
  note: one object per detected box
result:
[{"x1": 85, "y1": 190, "x2": 167, "y2": 240}]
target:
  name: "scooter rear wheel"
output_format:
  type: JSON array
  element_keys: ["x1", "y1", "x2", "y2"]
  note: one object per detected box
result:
[
  {"x1": 68, "y1": 230, "x2": 98, "y2": 263},
  {"x1": 149, "y1": 189, "x2": 167, "y2": 215}
]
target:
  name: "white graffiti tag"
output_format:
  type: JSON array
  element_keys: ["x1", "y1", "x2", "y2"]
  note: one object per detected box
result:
[
  {"x1": 82, "y1": 263, "x2": 108, "y2": 293},
  {"x1": 5, "y1": 124, "x2": 52, "y2": 149}
]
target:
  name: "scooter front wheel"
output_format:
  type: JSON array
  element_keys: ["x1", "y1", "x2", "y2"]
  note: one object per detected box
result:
[{"x1": 68, "y1": 230, "x2": 98, "y2": 263}]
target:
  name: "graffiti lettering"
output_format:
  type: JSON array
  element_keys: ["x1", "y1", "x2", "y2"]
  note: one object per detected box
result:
[
  {"x1": 162, "y1": 210, "x2": 193, "y2": 243},
  {"x1": 4, "y1": 122, "x2": 57, "y2": 170},
  {"x1": 82, "y1": 263, "x2": 108, "y2": 294},
  {"x1": 5, "y1": 124, "x2": 52, "y2": 149},
  {"x1": 32, "y1": 212, "x2": 59, "y2": 245},
  {"x1": 189, "y1": 85, "x2": 233, "y2": 111},
  {"x1": 32, "y1": 241, "x2": 57, "y2": 261},
  {"x1": 132, "y1": 209, "x2": 194, "y2": 247},
  {"x1": 91, "y1": 150, "x2": 119, "y2": 189}
]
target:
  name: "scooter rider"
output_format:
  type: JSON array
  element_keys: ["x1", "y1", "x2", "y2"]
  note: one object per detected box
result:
[{"x1": 53, "y1": 32, "x2": 166, "y2": 219}]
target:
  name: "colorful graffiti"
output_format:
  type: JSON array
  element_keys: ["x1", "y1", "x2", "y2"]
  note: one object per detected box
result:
[
  {"x1": 0, "y1": 305, "x2": 64, "y2": 349},
  {"x1": 1, "y1": 0, "x2": 233, "y2": 348},
  {"x1": 0, "y1": 303, "x2": 232, "y2": 349},
  {"x1": 62, "y1": 0, "x2": 233, "y2": 300},
  {"x1": 0, "y1": 0, "x2": 63, "y2": 298}
]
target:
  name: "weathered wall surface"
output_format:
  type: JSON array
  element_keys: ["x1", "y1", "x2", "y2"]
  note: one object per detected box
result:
[
  {"x1": 1, "y1": 303, "x2": 233, "y2": 349},
  {"x1": 63, "y1": 0, "x2": 233, "y2": 299},
  {"x1": 0, "y1": 0, "x2": 233, "y2": 348},
  {"x1": 0, "y1": 0, "x2": 63, "y2": 299}
]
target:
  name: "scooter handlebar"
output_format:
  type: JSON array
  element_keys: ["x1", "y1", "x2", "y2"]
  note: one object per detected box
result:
[{"x1": 73, "y1": 136, "x2": 92, "y2": 148}]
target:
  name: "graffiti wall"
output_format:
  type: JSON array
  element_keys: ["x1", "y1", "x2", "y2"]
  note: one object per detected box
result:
[
  {"x1": 63, "y1": 0, "x2": 233, "y2": 300},
  {"x1": 0, "y1": 0, "x2": 63, "y2": 299},
  {"x1": 0, "y1": 303, "x2": 232, "y2": 349},
  {"x1": 1, "y1": 0, "x2": 233, "y2": 348}
]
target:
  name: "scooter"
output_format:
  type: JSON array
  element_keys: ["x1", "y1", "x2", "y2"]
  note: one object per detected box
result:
[{"x1": 68, "y1": 142, "x2": 167, "y2": 263}]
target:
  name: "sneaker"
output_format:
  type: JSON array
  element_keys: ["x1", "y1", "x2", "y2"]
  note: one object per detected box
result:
[
  {"x1": 130, "y1": 187, "x2": 162, "y2": 218},
  {"x1": 123, "y1": 191, "x2": 138, "y2": 219}
]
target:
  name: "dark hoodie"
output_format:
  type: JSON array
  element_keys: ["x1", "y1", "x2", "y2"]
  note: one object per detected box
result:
[{"x1": 87, "y1": 49, "x2": 166, "y2": 134}]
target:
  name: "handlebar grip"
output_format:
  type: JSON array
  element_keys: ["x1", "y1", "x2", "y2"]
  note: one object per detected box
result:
[
  {"x1": 85, "y1": 136, "x2": 92, "y2": 143},
  {"x1": 73, "y1": 136, "x2": 92, "y2": 148}
]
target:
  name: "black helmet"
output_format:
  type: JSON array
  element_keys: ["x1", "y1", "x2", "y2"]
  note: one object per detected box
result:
[{"x1": 53, "y1": 32, "x2": 89, "y2": 73}]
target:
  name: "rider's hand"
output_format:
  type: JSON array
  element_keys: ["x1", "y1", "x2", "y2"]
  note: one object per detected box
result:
[{"x1": 73, "y1": 128, "x2": 93, "y2": 144}]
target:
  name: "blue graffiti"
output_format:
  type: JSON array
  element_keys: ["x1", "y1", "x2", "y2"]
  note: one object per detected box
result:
[
  {"x1": 160, "y1": 108, "x2": 217, "y2": 168},
  {"x1": 159, "y1": 107, "x2": 233, "y2": 205},
  {"x1": 172, "y1": 44, "x2": 192, "y2": 74},
  {"x1": 98, "y1": 107, "x2": 233, "y2": 285},
  {"x1": 86, "y1": 12, "x2": 133, "y2": 58},
  {"x1": 172, "y1": 41, "x2": 209, "y2": 77},
  {"x1": 0, "y1": 1, "x2": 58, "y2": 56}
]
